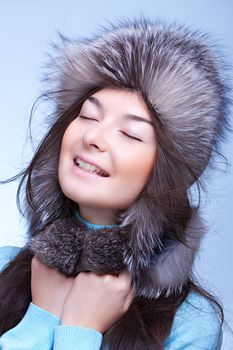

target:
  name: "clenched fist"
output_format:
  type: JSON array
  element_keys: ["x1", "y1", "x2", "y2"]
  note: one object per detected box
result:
[{"x1": 61, "y1": 270, "x2": 134, "y2": 333}]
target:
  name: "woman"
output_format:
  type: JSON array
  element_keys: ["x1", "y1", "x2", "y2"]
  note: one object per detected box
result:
[{"x1": 0, "y1": 17, "x2": 231, "y2": 349}]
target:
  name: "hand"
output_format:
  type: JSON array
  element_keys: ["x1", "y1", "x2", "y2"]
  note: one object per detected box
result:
[
  {"x1": 31, "y1": 256, "x2": 74, "y2": 318},
  {"x1": 61, "y1": 270, "x2": 134, "y2": 333}
]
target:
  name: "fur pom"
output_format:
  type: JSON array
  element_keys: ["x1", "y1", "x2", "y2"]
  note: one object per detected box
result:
[{"x1": 132, "y1": 210, "x2": 206, "y2": 298}]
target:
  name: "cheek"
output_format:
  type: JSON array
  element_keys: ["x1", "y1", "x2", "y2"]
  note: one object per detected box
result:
[
  {"x1": 60, "y1": 122, "x2": 77, "y2": 151},
  {"x1": 58, "y1": 134, "x2": 70, "y2": 175},
  {"x1": 58, "y1": 125, "x2": 76, "y2": 186},
  {"x1": 58, "y1": 121, "x2": 81, "y2": 165},
  {"x1": 114, "y1": 145, "x2": 156, "y2": 195},
  {"x1": 123, "y1": 145, "x2": 155, "y2": 176},
  {"x1": 123, "y1": 160, "x2": 152, "y2": 183}
]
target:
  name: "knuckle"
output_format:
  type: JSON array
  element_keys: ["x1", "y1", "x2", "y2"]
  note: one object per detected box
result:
[
  {"x1": 31, "y1": 256, "x2": 39, "y2": 268},
  {"x1": 103, "y1": 274, "x2": 115, "y2": 285},
  {"x1": 77, "y1": 271, "x2": 88, "y2": 279}
]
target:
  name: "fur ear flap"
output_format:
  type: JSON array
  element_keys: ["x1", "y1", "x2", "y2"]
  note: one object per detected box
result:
[
  {"x1": 131, "y1": 210, "x2": 206, "y2": 298},
  {"x1": 119, "y1": 196, "x2": 165, "y2": 271}
]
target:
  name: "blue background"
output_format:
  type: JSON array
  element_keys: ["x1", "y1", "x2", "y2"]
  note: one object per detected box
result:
[{"x1": 0, "y1": 1, "x2": 232, "y2": 348}]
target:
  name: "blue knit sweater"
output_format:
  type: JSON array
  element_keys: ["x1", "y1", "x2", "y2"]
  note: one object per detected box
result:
[{"x1": 0, "y1": 216, "x2": 223, "y2": 349}]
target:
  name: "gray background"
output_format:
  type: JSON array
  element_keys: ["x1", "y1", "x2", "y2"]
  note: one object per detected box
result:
[{"x1": 0, "y1": 0, "x2": 232, "y2": 348}]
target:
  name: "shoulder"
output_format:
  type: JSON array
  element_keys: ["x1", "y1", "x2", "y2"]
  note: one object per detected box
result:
[
  {"x1": 0, "y1": 245, "x2": 22, "y2": 272},
  {"x1": 177, "y1": 289, "x2": 222, "y2": 322},
  {"x1": 165, "y1": 290, "x2": 223, "y2": 349}
]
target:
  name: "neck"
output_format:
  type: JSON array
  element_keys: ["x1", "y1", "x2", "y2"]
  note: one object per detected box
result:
[{"x1": 78, "y1": 206, "x2": 119, "y2": 226}]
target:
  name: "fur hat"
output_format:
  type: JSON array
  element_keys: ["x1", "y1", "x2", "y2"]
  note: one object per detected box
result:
[
  {"x1": 47, "y1": 17, "x2": 230, "y2": 156},
  {"x1": 38, "y1": 17, "x2": 231, "y2": 298}
]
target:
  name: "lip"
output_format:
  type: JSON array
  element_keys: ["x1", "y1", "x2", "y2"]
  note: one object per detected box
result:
[{"x1": 73, "y1": 154, "x2": 110, "y2": 177}]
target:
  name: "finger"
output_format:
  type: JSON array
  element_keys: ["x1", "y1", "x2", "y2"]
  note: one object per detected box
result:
[
  {"x1": 31, "y1": 256, "x2": 37, "y2": 263},
  {"x1": 32, "y1": 255, "x2": 44, "y2": 265},
  {"x1": 118, "y1": 269, "x2": 133, "y2": 290},
  {"x1": 31, "y1": 256, "x2": 40, "y2": 268}
]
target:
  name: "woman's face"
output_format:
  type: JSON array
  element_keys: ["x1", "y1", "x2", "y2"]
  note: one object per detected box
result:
[{"x1": 58, "y1": 87, "x2": 157, "y2": 223}]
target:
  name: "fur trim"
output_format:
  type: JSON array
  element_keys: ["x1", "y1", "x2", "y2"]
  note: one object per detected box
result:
[
  {"x1": 133, "y1": 210, "x2": 205, "y2": 298},
  {"x1": 29, "y1": 210, "x2": 205, "y2": 299}
]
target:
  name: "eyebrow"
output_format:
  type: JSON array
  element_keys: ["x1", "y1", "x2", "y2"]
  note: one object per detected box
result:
[{"x1": 87, "y1": 96, "x2": 154, "y2": 126}]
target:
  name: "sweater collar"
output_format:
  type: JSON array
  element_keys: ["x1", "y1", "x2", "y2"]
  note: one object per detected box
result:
[{"x1": 74, "y1": 210, "x2": 118, "y2": 230}]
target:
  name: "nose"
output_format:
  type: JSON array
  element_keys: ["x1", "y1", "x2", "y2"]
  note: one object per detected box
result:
[{"x1": 82, "y1": 123, "x2": 110, "y2": 152}]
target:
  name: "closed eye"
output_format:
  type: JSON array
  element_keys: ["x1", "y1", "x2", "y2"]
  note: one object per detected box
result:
[
  {"x1": 121, "y1": 131, "x2": 142, "y2": 142},
  {"x1": 78, "y1": 115, "x2": 98, "y2": 121}
]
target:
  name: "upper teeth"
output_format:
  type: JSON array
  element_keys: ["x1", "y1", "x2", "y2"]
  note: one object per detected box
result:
[
  {"x1": 78, "y1": 159, "x2": 99, "y2": 171},
  {"x1": 75, "y1": 158, "x2": 106, "y2": 176}
]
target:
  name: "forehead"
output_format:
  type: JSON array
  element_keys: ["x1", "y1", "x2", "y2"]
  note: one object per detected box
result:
[{"x1": 82, "y1": 87, "x2": 153, "y2": 121}]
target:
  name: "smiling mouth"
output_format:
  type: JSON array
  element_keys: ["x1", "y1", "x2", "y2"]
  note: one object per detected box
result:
[{"x1": 74, "y1": 158, "x2": 110, "y2": 177}]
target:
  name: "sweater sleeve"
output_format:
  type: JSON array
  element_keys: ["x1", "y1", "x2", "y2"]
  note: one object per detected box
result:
[
  {"x1": 0, "y1": 246, "x2": 103, "y2": 350},
  {"x1": 164, "y1": 291, "x2": 223, "y2": 350},
  {"x1": 53, "y1": 326, "x2": 103, "y2": 350},
  {"x1": 0, "y1": 246, "x2": 60, "y2": 350},
  {"x1": 0, "y1": 303, "x2": 103, "y2": 350},
  {"x1": 0, "y1": 246, "x2": 21, "y2": 271},
  {"x1": 0, "y1": 303, "x2": 60, "y2": 350}
]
